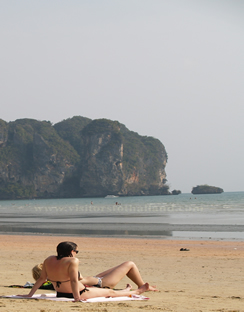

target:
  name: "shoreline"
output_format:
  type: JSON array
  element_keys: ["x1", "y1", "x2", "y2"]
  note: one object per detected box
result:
[
  {"x1": 0, "y1": 229, "x2": 243, "y2": 241},
  {"x1": 1, "y1": 234, "x2": 244, "y2": 311}
]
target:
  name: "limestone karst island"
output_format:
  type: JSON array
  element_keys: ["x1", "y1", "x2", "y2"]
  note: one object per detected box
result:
[
  {"x1": 192, "y1": 185, "x2": 224, "y2": 195},
  {"x1": 0, "y1": 117, "x2": 170, "y2": 200}
]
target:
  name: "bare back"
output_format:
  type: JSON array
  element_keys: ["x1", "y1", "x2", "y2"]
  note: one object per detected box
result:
[{"x1": 43, "y1": 255, "x2": 84, "y2": 293}]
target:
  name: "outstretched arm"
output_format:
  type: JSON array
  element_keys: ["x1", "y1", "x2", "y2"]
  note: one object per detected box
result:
[{"x1": 18, "y1": 260, "x2": 48, "y2": 297}]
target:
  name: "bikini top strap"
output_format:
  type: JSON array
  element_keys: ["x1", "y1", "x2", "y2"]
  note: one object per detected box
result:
[
  {"x1": 49, "y1": 272, "x2": 80, "y2": 288},
  {"x1": 49, "y1": 279, "x2": 70, "y2": 288}
]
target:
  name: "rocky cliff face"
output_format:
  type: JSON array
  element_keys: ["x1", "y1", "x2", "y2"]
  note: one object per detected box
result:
[
  {"x1": 79, "y1": 120, "x2": 124, "y2": 196},
  {"x1": 0, "y1": 117, "x2": 168, "y2": 199},
  {"x1": 0, "y1": 119, "x2": 79, "y2": 199},
  {"x1": 0, "y1": 120, "x2": 8, "y2": 146}
]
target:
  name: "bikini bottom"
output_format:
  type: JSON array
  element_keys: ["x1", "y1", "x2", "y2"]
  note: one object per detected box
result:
[
  {"x1": 93, "y1": 276, "x2": 103, "y2": 288},
  {"x1": 56, "y1": 287, "x2": 89, "y2": 298},
  {"x1": 92, "y1": 276, "x2": 110, "y2": 288}
]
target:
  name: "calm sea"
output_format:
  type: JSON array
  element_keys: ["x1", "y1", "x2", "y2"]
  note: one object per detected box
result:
[{"x1": 0, "y1": 192, "x2": 243, "y2": 240}]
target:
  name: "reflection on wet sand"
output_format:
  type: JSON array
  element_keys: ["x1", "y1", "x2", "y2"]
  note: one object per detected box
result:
[{"x1": 0, "y1": 223, "x2": 173, "y2": 237}]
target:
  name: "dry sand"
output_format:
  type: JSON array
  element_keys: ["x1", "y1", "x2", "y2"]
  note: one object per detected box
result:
[{"x1": 0, "y1": 235, "x2": 243, "y2": 312}]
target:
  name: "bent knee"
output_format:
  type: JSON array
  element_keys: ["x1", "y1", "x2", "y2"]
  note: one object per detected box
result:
[{"x1": 124, "y1": 260, "x2": 136, "y2": 267}]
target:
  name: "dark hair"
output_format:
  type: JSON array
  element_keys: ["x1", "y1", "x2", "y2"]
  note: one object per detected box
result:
[{"x1": 56, "y1": 241, "x2": 77, "y2": 260}]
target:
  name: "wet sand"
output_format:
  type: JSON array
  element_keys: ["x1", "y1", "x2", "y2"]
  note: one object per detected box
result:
[{"x1": 0, "y1": 235, "x2": 244, "y2": 312}]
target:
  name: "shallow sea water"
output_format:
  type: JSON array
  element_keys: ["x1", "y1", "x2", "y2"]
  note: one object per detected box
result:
[{"x1": 0, "y1": 192, "x2": 243, "y2": 240}]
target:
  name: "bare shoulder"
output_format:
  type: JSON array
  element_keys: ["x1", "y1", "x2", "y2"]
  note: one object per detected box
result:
[
  {"x1": 44, "y1": 255, "x2": 57, "y2": 264},
  {"x1": 65, "y1": 257, "x2": 79, "y2": 265}
]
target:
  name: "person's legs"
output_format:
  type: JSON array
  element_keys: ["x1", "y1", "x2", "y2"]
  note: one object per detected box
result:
[
  {"x1": 96, "y1": 261, "x2": 145, "y2": 289},
  {"x1": 95, "y1": 264, "x2": 120, "y2": 277},
  {"x1": 80, "y1": 283, "x2": 150, "y2": 300}
]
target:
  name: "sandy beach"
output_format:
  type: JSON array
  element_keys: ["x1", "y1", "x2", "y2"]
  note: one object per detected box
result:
[{"x1": 0, "y1": 235, "x2": 243, "y2": 312}]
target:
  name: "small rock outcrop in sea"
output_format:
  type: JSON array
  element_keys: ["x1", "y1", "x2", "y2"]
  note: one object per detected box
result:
[
  {"x1": 191, "y1": 185, "x2": 224, "y2": 194},
  {"x1": 0, "y1": 117, "x2": 169, "y2": 199},
  {"x1": 171, "y1": 190, "x2": 181, "y2": 195}
]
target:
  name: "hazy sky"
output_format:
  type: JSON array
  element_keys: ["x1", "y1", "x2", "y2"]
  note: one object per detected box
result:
[{"x1": 1, "y1": 0, "x2": 243, "y2": 193}]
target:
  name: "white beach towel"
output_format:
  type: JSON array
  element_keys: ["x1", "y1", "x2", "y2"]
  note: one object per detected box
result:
[{"x1": 2, "y1": 293, "x2": 149, "y2": 302}]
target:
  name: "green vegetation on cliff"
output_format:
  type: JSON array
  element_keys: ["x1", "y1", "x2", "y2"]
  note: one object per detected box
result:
[
  {"x1": 0, "y1": 117, "x2": 168, "y2": 199},
  {"x1": 54, "y1": 116, "x2": 91, "y2": 156},
  {"x1": 0, "y1": 183, "x2": 35, "y2": 200}
]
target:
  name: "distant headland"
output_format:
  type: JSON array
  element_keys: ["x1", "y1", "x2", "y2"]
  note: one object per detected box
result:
[{"x1": 0, "y1": 116, "x2": 170, "y2": 200}]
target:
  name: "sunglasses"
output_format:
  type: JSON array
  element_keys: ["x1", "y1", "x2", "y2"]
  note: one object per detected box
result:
[{"x1": 74, "y1": 250, "x2": 79, "y2": 254}]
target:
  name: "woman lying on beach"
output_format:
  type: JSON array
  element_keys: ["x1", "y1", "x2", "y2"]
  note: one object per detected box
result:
[
  {"x1": 32, "y1": 248, "x2": 158, "y2": 292},
  {"x1": 20, "y1": 241, "x2": 151, "y2": 301}
]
